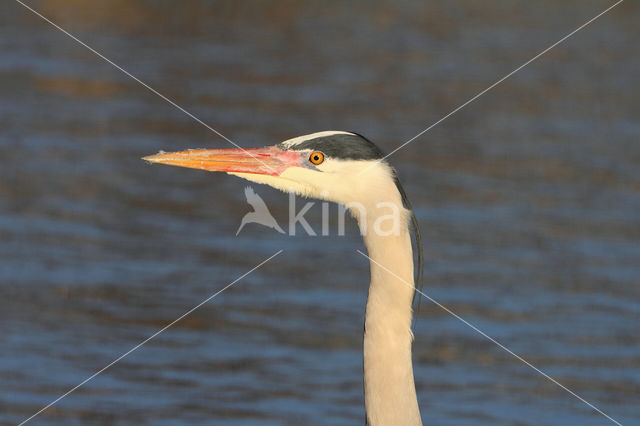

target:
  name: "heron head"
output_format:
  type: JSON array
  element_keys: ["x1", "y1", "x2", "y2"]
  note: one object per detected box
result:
[{"x1": 143, "y1": 131, "x2": 401, "y2": 209}]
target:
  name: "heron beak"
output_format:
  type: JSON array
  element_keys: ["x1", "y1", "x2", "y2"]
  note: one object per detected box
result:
[{"x1": 142, "y1": 146, "x2": 302, "y2": 176}]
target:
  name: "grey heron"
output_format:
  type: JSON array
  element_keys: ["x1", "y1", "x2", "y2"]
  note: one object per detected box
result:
[{"x1": 144, "y1": 131, "x2": 424, "y2": 425}]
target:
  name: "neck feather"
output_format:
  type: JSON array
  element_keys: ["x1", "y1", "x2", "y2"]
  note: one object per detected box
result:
[{"x1": 360, "y1": 206, "x2": 421, "y2": 426}]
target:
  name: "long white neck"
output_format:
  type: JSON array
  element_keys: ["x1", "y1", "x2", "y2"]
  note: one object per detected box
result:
[{"x1": 358, "y1": 206, "x2": 421, "y2": 426}]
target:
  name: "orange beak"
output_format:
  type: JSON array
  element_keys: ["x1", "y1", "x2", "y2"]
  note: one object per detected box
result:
[{"x1": 143, "y1": 146, "x2": 303, "y2": 176}]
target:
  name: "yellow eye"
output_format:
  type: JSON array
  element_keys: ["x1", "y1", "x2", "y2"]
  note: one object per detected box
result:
[{"x1": 309, "y1": 151, "x2": 324, "y2": 165}]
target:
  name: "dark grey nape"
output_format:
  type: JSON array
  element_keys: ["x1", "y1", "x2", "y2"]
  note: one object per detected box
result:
[{"x1": 281, "y1": 133, "x2": 385, "y2": 161}]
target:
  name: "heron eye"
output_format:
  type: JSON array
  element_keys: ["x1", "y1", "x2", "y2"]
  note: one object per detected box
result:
[{"x1": 309, "y1": 151, "x2": 325, "y2": 165}]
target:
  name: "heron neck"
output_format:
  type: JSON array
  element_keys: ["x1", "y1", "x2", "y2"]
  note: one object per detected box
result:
[{"x1": 361, "y1": 213, "x2": 421, "y2": 426}]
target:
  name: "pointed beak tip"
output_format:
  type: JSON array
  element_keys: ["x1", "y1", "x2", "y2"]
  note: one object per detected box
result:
[{"x1": 142, "y1": 152, "x2": 166, "y2": 163}]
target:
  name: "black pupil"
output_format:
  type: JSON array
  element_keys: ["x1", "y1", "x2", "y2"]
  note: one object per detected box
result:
[{"x1": 313, "y1": 155, "x2": 319, "y2": 161}]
